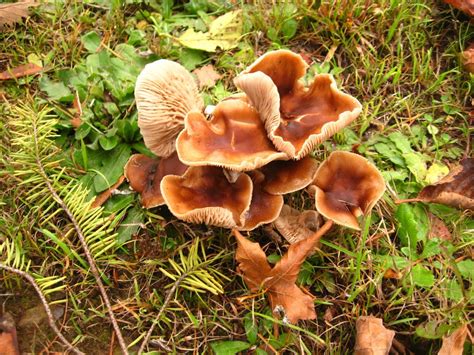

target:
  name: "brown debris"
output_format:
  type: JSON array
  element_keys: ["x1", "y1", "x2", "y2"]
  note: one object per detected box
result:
[
  {"x1": 438, "y1": 324, "x2": 469, "y2": 355},
  {"x1": 354, "y1": 316, "x2": 395, "y2": 355},
  {"x1": 193, "y1": 64, "x2": 222, "y2": 89},
  {"x1": 91, "y1": 175, "x2": 126, "y2": 208},
  {"x1": 0, "y1": 1, "x2": 40, "y2": 28},
  {"x1": 0, "y1": 313, "x2": 20, "y2": 355},
  {"x1": 273, "y1": 205, "x2": 321, "y2": 244},
  {"x1": 0, "y1": 63, "x2": 42, "y2": 80}
]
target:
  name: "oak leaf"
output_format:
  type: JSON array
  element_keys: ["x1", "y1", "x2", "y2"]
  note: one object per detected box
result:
[
  {"x1": 0, "y1": 63, "x2": 42, "y2": 80},
  {"x1": 0, "y1": 1, "x2": 40, "y2": 28},
  {"x1": 438, "y1": 324, "x2": 469, "y2": 355},
  {"x1": 416, "y1": 158, "x2": 473, "y2": 210},
  {"x1": 233, "y1": 220, "x2": 333, "y2": 324},
  {"x1": 193, "y1": 64, "x2": 222, "y2": 89},
  {"x1": 354, "y1": 316, "x2": 395, "y2": 355}
]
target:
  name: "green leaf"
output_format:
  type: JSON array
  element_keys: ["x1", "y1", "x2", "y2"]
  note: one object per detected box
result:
[
  {"x1": 177, "y1": 10, "x2": 243, "y2": 52},
  {"x1": 395, "y1": 204, "x2": 428, "y2": 252},
  {"x1": 388, "y1": 132, "x2": 412, "y2": 154},
  {"x1": 210, "y1": 340, "x2": 251, "y2": 355},
  {"x1": 81, "y1": 31, "x2": 101, "y2": 53},
  {"x1": 373, "y1": 142, "x2": 405, "y2": 167},
  {"x1": 179, "y1": 48, "x2": 207, "y2": 70},
  {"x1": 424, "y1": 162, "x2": 449, "y2": 185},
  {"x1": 39, "y1": 77, "x2": 73, "y2": 102},
  {"x1": 281, "y1": 19, "x2": 298, "y2": 40},
  {"x1": 445, "y1": 279, "x2": 463, "y2": 302},
  {"x1": 411, "y1": 264, "x2": 434, "y2": 288},
  {"x1": 116, "y1": 206, "x2": 144, "y2": 244},
  {"x1": 75, "y1": 124, "x2": 91, "y2": 140},
  {"x1": 93, "y1": 144, "x2": 131, "y2": 192},
  {"x1": 419, "y1": 239, "x2": 441, "y2": 259},
  {"x1": 99, "y1": 135, "x2": 119, "y2": 151},
  {"x1": 404, "y1": 152, "x2": 427, "y2": 183},
  {"x1": 457, "y1": 259, "x2": 474, "y2": 280},
  {"x1": 244, "y1": 313, "x2": 258, "y2": 345},
  {"x1": 416, "y1": 321, "x2": 452, "y2": 339}
]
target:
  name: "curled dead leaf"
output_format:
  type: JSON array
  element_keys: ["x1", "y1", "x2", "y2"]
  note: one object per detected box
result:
[
  {"x1": 383, "y1": 268, "x2": 402, "y2": 280},
  {"x1": 0, "y1": 63, "x2": 42, "y2": 80},
  {"x1": 234, "y1": 220, "x2": 333, "y2": 324},
  {"x1": 0, "y1": 1, "x2": 40, "y2": 28},
  {"x1": 193, "y1": 64, "x2": 222, "y2": 89},
  {"x1": 91, "y1": 175, "x2": 125, "y2": 208},
  {"x1": 428, "y1": 213, "x2": 452, "y2": 241},
  {"x1": 355, "y1": 316, "x2": 395, "y2": 355},
  {"x1": 273, "y1": 205, "x2": 322, "y2": 244},
  {"x1": 438, "y1": 324, "x2": 469, "y2": 355}
]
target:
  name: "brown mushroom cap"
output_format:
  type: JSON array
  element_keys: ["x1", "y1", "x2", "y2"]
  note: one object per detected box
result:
[
  {"x1": 135, "y1": 60, "x2": 204, "y2": 158},
  {"x1": 260, "y1": 156, "x2": 318, "y2": 195},
  {"x1": 274, "y1": 205, "x2": 321, "y2": 244},
  {"x1": 176, "y1": 98, "x2": 287, "y2": 171},
  {"x1": 124, "y1": 152, "x2": 188, "y2": 208},
  {"x1": 234, "y1": 50, "x2": 362, "y2": 159},
  {"x1": 312, "y1": 151, "x2": 385, "y2": 230},
  {"x1": 160, "y1": 166, "x2": 253, "y2": 228},
  {"x1": 239, "y1": 171, "x2": 283, "y2": 231}
]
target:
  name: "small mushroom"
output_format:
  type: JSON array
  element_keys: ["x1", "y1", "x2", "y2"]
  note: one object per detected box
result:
[
  {"x1": 124, "y1": 152, "x2": 188, "y2": 208},
  {"x1": 259, "y1": 156, "x2": 319, "y2": 195},
  {"x1": 274, "y1": 205, "x2": 322, "y2": 244},
  {"x1": 240, "y1": 171, "x2": 284, "y2": 230},
  {"x1": 160, "y1": 166, "x2": 253, "y2": 228},
  {"x1": 234, "y1": 50, "x2": 362, "y2": 159},
  {"x1": 135, "y1": 59, "x2": 204, "y2": 158},
  {"x1": 312, "y1": 151, "x2": 385, "y2": 230},
  {"x1": 176, "y1": 98, "x2": 287, "y2": 171}
]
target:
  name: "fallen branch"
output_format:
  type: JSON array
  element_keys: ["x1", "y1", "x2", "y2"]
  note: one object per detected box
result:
[{"x1": 0, "y1": 263, "x2": 83, "y2": 355}]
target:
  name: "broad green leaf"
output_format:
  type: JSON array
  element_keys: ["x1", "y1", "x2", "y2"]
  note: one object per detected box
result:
[
  {"x1": 404, "y1": 152, "x2": 427, "y2": 183},
  {"x1": 416, "y1": 321, "x2": 452, "y2": 339},
  {"x1": 445, "y1": 279, "x2": 463, "y2": 302},
  {"x1": 411, "y1": 264, "x2": 434, "y2": 288},
  {"x1": 179, "y1": 48, "x2": 207, "y2": 70},
  {"x1": 243, "y1": 313, "x2": 258, "y2": 345},
  {"x1": 116, "y1": 206, "x2": 144, "y2": 244},
  {"x1": 457, "y1": 259, "x2": 474, "y2": 280},
  {"x1": 81, "y1": 31, "x2": 101, "y2": 53},
  {"x1": 419, "y1": 239, "x2": 441, "y2": 259},
  {"x1": 373, "y1": 142, "x2": 406, "y2": 167},
  {"x1": 388, "y1": 131, "x2": 412, "y2": 154},
  {"x1": 425, "y1": 162, "x2": 449, "y2": 185},
  {"x1": 177, "y1": 10, "x2": 243, "y2": 52},
  {"x1": 382, "y1": 170, "x2": 408, "y2": 181},
  {"x1": 281, "y1": 19, "x2": 298, "y2": 40},
  {"x1": 75, "y1": 123, "x2": 91, "y2": 140},
  {"x1": 395, "y1": 204, "x2": 428, "y2": 252},
  {"x1": 93, "y1": 144, "x2": 131, "y2": 192},
  {"x1": 99, "y1": 135, "x2": 119, "y2": 151},
  {"x1": 39, "y1": 77, "x2": 73, "y2": 102},
  {"x1": 210, "y1": 340, "x2": 251, "y2": 355}
]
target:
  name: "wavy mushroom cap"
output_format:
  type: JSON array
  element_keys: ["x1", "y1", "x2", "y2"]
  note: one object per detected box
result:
[
  {"x1": 234, "y1": 50, "x2": 362, "y2": 159},
  {"x1": 176, "y1": 98, "x2": 287, "y2": 171},
  {"x1": 274, "y1": 205, "x2": 321, "y2": 244},
  {"x1": 239, "y1": 171, "x2": 284, "y2": 231},
  {"x1": 135, "y1": 59, "x2": 204, "y2": 158},
  {"x1": 124, "y1": 152, "x2": 188, "y2": 208},
  {"x1": 313, "y1": 151, "x2": 385, "y2": 230},
  {"x1": 160, "y1": 166, "x2": 253, "y2": 228},
  {"x1": 260, "y1": 156, "x2": 318, "y2": 195}
]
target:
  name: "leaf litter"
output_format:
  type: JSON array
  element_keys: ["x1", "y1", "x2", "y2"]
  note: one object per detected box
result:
[
  {"x1": 0, "y1": 1, "x2": 40, "y2": 28},
  {"x1": 354, "y1": 316, "x2": 395, "y2": 355}
]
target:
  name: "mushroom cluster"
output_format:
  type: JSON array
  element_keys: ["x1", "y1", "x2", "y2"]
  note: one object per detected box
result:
[{"x1": 125, "y1": 50, "x2": 386, "y2": 233}]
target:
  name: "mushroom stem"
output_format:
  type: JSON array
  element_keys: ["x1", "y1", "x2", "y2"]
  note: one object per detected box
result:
[{"x1": 223, "y1": 168, "x2": 242, "y2": 183}]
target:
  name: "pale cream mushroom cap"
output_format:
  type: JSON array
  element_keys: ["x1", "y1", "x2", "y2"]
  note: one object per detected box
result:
[
  {"x1": 274, "y1": 205, "x2": 321, "y2": 244},
  {"x1": 135, "y1": 59, "x2": 204, "y2": 158}
]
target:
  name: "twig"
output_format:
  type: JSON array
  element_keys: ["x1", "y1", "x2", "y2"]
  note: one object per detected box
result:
[
  {"x1": 32, "y1": 118, "x2": 129, "y2": 354},
  {"x1": 394, "y1": 198, "x2": 423, "y2": 204},
  {"x1": 137, "y1": 274, "x2": 186, "y2": 354},
  {"x1": 0, "y1": 263, "x2": 83, "y2": 355}
]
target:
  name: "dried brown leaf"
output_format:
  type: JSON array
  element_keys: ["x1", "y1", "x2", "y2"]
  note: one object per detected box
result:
[
  {"x1": 273, "y1": 205, "x2": 321, "y2": 244},
  {"x1": 355, "y1": 316, "x2": 395, "y2": 355},
  {"x1": 438, "y1": 324, "x2": 469, "y2": 355},
  {"x1": 91, "y1": 175, "x2": 125, "y2": 208},
  {"x1": 383, "y1": 268, "x2": 402, "y2": 280},
  {"x1": 0, "y1": 62, "x2": 42, "y2": 80},
  {"x1": 461, "y1": 43, "x2": 474, "y2": 73},
  {"x1": 0, "y1": 313, "x2": 20, "y2": 355},
  {"x1": 0, "y1": 1, "x2": 40, "y2": 28},
  {"x1": 428, "y1": 213, "x2": 452, "y2": 240},
  {"x1": 443, "y1": 0, "x2": 474, "y2": 16},
  {"x1": 417, "y1": 158, "x2": 473, "y2": 210},
  {"x1": 71, "y1": 91, "x2": 83, "y2": 128},
  {"x1": 234, "y1": 220, "x2": 333, "y2": 324},
  {"x1": 193, "y1": 64, "x2": 222, "y2": 89}
]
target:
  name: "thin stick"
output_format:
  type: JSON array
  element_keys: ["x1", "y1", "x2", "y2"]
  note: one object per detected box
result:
[
  {"x1": 0, "y1": 263, "x2": 83, "y2": 355},
  {"x1": 394, "y1": 198, "x2": 423, "y2": 204},
  {"x1": 137, "y1": 274, "x2": 186, "y2": 354},
  {"x1": 32, "y1": 119, "x2": 128, "y2": 354}
]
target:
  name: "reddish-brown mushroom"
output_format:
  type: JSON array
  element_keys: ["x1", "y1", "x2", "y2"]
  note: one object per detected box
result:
[
  {"x1": 176, "y1": 98, "x2": 287, "y2": 171},
  {"x1": 135, "y1": 60, "x2": 204, "y2": 158},
  {"x1": 234, "y1": 50, "x2": 362, "y2": 159},
  {"x1": 160, "y1": 166, "x2": 254, "y2": 228},
  {"x1": 259, "y1": 156, "x2": 318, "y2": 195},
  {"x1": 124, "y1": 152, "x2": 188, "y2": 208},
  {"x1": 273, "y1": 205, "x2": 322, "y2": 244},
  {"x1": 312, "y1": 151, "x2": 385, "y2": 230}
]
